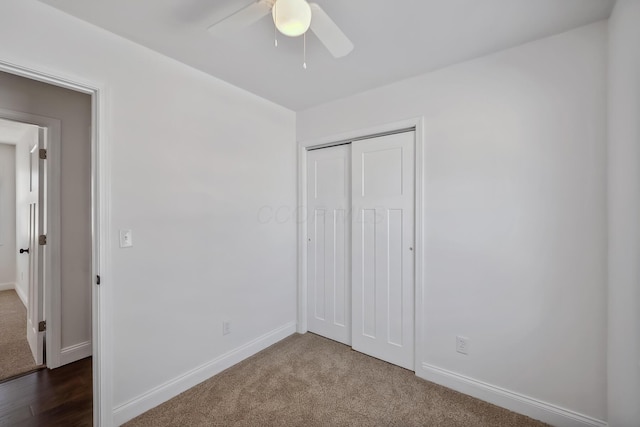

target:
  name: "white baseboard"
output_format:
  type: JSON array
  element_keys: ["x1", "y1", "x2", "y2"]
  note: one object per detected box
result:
[
  {"x1": 0, "y1": 282, "x2": 15, "y2": 291},
  {"x1": 14, "y1": 284, "x2": 28, "y2": 308},
  {"x1": 419, "y1": 363, "x2": 607, "y2": 427},
  {"x1": 113, "y1": 321, "x2": 297, "y2": 426},
  {"x1": 60, "y1": 341, "x2": 92, "y2": 366}
]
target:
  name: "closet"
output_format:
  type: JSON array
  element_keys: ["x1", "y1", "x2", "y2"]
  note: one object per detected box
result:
[{"x1": 306, "y1": 130, "x2": 415, "y2": 370}]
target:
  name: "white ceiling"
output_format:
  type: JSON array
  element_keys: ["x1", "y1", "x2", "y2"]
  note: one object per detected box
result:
[{"x1": 39, "y1": 0, "x2": 614, "y2": 111}]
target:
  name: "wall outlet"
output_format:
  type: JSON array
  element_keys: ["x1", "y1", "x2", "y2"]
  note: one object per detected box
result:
[
  {"x1": 456, "y1": 336, "x2": 469, "y2": 355},
  {"x1": 222, "y1": 321, "x2": 231, "y2": 335}
]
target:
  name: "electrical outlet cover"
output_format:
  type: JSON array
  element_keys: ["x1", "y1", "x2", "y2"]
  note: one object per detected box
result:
[{"x1": 456, "y1": 336, "x2": 469, "y2": 355}]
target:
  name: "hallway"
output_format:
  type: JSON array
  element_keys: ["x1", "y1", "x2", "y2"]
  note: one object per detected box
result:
[{"x1": 0, "y1": 356, "x2": 92, "y2": 426}]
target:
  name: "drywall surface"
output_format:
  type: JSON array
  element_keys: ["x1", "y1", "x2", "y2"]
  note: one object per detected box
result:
[
  {"x1": 298, "y1": 22, "x2": 607, "y2": 421},
  {"x1": 0, "y1": 0, "x2": 296, "y2": 419},
  {"x1": 0, "y1": 71, "x2": 93, "y2": 354},
  {"x1": 0, "y1": 143, "x2": 16, "y2": 285},
  {"x1": 607, "y1": 1, "x2": 640, "y2": 425}
]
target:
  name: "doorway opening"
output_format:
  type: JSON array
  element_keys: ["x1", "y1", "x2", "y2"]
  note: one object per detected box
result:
[
  {"x1": 299, "y1": 120, "x2": 425, "y2": 373},
  {"x1": 0, "y1": 62, "x2": 108, "y2": 426},
  {"x1": 0, "y1": 119, "x2": 44, "y2": 381}
]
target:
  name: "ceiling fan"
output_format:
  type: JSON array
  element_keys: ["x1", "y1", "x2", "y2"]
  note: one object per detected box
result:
[{"x1": 207, "y1": 0, "x2": 354, "y2": 59}]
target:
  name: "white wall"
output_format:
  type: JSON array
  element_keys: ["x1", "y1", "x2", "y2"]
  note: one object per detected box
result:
[
  {"x1": 607, "y1": 1, "x2": 640, "y2": 425},
  {"x1": 0, "y1": 143, "x2": 16, "y2": 286},
  {"x1": 0, "y1": 71, "x2": 93, "y2": 353},
  {"x1": 0, "y1": 0, "x2": 297, "y2": 423},
  {"x1": 298, "y1": 22, "x2": 607, "y2": 424}
]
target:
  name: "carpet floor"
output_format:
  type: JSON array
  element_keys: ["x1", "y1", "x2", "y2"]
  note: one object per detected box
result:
[
  {"x1": 126, "y1": 333, "x2": 548, "y2": 427},
  {"x1": 0, "y1": 289, "x2": 39, "y2": 382}
]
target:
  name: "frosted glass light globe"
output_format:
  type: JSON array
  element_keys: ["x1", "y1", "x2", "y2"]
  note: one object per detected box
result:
[{"x1": 272, "y1": 0, "x2": 312, "y2": 37}]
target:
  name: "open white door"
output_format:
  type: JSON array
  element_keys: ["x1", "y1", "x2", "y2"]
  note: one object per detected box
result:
[
  {"x1": 25, "y1": 127, "x2": 45, "y2": 366},
  {"x1": 306, "y1": 145, "x2": 351, "y2": 345},
  {"x1": 351, "y1": 132, "x2": 415, "y2": 370}
]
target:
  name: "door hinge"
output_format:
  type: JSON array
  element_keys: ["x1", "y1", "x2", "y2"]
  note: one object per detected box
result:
[
  {"x1": 96, "y1": 275, "x2": 101, "y2": 285},
  {"x1": 38, "y1": 235, "x2": 47, "y2": 245},
  {"x1": 38, "y1": 321, "x2": 46, "y2": 332},
  {"x1": 39, "y1": 148, "x2": 47, "y2": 160}
]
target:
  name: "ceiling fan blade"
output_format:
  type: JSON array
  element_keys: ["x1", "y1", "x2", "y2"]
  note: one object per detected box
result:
[
  {"x1": 309, "y1": 3, "x2": 354, "y2": 58},
  {"x1": 207, "y1": 1, "x2": 271, "y2": 36}
]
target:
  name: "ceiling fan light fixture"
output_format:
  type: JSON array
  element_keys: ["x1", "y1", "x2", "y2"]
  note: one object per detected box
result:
[{"x1": 272, "y1": 0, "x2": 312, "y2": 37}]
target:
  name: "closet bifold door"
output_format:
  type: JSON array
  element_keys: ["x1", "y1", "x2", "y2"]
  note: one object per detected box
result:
[
  {"x1": 351, "y1": 132, "x2": 415, "y2": 370},
  {"x1": 306, "y1": 145, "x2": 352, "y2": 345}
]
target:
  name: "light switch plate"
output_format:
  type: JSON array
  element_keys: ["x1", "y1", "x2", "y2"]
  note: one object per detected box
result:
[{"x1": 119, "y1": 229, "x2": 133, "y2": 248}]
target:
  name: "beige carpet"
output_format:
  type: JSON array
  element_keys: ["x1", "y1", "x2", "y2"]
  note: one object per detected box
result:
[
  {"x1": 0, "y1": 289, "x2": 39, "y2": 381},
  {"x1": 126, "y1": 333, "x2": 548, "y2": 427}
]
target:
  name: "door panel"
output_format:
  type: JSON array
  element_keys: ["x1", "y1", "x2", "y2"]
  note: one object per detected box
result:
[
  {"x1": 307, "y1": 145, "x2": 351, "y2": 345},
  {"x1": 361, "y1": 208, "x2": 376, "y2": 338},
  {"x1": 26, "y1": 130, "x2": 45, "y2": 366},
  {"x1": 352, "y1": 132, "x2": 415, "y2": 370}
]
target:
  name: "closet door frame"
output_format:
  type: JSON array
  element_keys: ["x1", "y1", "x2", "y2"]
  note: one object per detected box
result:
[{"x1": 297, "y1": 116, "x2": 425, "y2": 373}]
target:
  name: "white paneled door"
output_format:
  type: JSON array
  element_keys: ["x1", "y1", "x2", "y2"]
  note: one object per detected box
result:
[
  {"x1": 307, "y1": 145, "x2": 352, "y2": 345},
  {"x1": 306, "y1": 131, "x2": 415, "y2": 370},
  {"x1": 351, "y1": 132, "x2": 415, "y2": 370},
  {"x1": 26, "y1": 128, "x2": 46, "y2": 366}
]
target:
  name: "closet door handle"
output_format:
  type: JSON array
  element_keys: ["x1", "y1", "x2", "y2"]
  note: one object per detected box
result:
[{"x1": 19, "y1": 248, "x2": 29, "y2": 254}]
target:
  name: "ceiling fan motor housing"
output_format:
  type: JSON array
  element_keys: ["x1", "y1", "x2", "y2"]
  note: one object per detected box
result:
[{"x1": 272, "y1": 0, "x2": 312, "y2": 37}]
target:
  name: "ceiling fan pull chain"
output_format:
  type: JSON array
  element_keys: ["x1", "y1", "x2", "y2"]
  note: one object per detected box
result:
[{"x1": 303, "y1": 32, "x2": 307, "y2": 69}]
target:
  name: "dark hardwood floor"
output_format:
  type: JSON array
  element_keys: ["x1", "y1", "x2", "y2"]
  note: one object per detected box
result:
[{"x1": 0, "y1": 357, "x2": 92, "y2": 426}]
